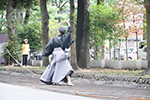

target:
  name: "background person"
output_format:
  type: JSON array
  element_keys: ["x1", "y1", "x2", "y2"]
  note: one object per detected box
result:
[{"x1": 22, "y1": 39, "x2": 30, "y2": 67}]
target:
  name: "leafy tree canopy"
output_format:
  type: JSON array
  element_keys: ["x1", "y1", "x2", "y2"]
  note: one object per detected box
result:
[
  {"x1": 89, "y1": 3, "x2": 121, "y2": 59},
  {"x1": 0, "y1": 0, "x2": 38, "y2": 10},
  {"x1": 15, "y1": 21, "x2": 42, "y2": 52}
]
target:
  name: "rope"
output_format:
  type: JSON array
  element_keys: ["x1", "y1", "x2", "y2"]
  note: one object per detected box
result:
[
  {"x1": 6, "y1": 50, "x2": 39, "y2": 77},
  {"x1": 75, "y1": 91, "x2": 150, "y2": 100}
]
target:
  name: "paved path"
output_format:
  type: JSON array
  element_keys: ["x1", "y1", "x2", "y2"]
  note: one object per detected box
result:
[
  {"x1": 0, "y1": 71, "x2": 150, "y2": 100},
  {"x1": 0, "y1": 82, "x2": 99, "y2": 100}
]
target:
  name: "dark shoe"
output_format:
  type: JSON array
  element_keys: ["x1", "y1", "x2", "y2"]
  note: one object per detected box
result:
[{"x1": 40, "y1": 80, "x2": 52, "y2": 85}]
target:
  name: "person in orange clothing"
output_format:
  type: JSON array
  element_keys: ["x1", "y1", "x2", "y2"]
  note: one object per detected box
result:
[{"x1": 22, "y1": 39, "x2": 30, "y2": 67}]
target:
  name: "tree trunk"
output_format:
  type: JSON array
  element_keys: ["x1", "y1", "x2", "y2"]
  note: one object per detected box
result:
[
  {"x1": 109, "y1": 40, "x2": 111, "y2": 60},
  {"x1": 17, "y1": 7, "x2": 22, "y2": 24},
  {"x1": 101, "y1": 39, "x2": 104, "y2": 60},
  {"x1": 6, "y1": 0, "x2": 15, "y2": 40},
  {"x1": 125, "y1": 36, "x2": 128, "y2": 60},
  {"x1": 77, "y1": 0, "x2": 90, "y2": 69},
  {"x1": 24, "y1": 9, "x2": 30, "y2": 24},
  {"x1": 40, "y1": 0, "x2": 49, "y2": 67},
  {"x1": 145, "y1": 0, "x2": 150, "y2": 72},
  {"x1": 113, "y1": 43, "x2": 116, "y2": 60},
  {"x1": 118, "y1": 41, "x2": 121, "y2": 60},
  {"x1": 60, "y1": 1, "x2": 67, "y2": 12},
  {"x1": 94, "y1": 45, "x2": 97, "y2": 59},
  {"x1": 70, "y1": 0, "x2": 79, "y2": 70},
  {"x1": 97, "y1": 0, "x2": 101, "y2": 5},
  {"x1": 136, "y1": 32, "x2": 139, "y2": 59},
  {"x1": 94, "y1": 37, "x2": 97, "y2": 60},
  {"x1": 113, "y1": 30, "x2": 116, "y2": 60}
]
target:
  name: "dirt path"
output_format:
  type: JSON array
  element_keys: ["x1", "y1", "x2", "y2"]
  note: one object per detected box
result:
[{"x1": 0, "y1": 70, "x2": 150, "y2": 100}]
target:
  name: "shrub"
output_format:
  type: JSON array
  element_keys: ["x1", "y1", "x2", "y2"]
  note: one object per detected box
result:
[{"x1": 2, "y1": 35, "x2": 22, "y2": 64}]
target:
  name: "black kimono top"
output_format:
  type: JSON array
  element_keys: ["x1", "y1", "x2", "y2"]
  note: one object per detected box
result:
[{"x1": 43, "y1": 26, "x2": 74, "y2": 56}]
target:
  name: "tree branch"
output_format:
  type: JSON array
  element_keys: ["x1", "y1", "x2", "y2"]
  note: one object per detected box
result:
[{"x1": 60, "y1": 1, "x2": 68, "y2": 12}]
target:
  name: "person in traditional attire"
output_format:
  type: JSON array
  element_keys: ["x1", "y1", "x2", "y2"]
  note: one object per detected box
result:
[
  {"x1": 40, "y1": 21, "x2": 74, "y2": 86},
  {"x1": 22, "y1": 39, "x2": 30, "y2": 67}
]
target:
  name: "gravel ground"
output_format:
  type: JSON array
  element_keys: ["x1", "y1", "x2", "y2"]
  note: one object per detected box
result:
[{"x1": 0, "y1": 67, "x2": 150, "y2": 100}]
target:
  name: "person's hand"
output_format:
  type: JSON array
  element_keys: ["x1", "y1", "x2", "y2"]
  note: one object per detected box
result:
[
  {"x1": 66, "y1": 21, "x2": 71, "y2": 26},
  {"x1": 66, "y1": 21, "x2": 70, "y2": 24},
  {"x1": 7, "y1": 50, "x2": 10, "y2": 54}
]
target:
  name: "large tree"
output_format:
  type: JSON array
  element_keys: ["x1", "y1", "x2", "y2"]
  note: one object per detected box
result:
[
  {"x1": 134, "y1": 0, "x2": 150, "y2": 74},
  {"x1": 6, "y1": 0, "x2": 15, "y2": 39},
  {"x1": 70, "y1": 0, "x2": 79, "y2": 70},
  {"x1": 145, "y1": 0, "x2": 150, "y2": 73},
  {"x1": 77, "y1": 0, "x2": 90, "y2": 69},
  {"x1": 40, "y1": 0, "x2": 49, "y2": 66}
]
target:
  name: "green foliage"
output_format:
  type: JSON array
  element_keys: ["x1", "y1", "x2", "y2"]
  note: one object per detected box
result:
[
  {"x1": 0, "y1": 11, "x2": 7, "y2": 34},
  {"x1": 30, "y1": 6, "x2": 41, "y2": 22},
  {"x1": 15, "y1": 21, "x2": 42, "y2": 52},
  {"x1": 106, "y1": 0, "x2": 120, "y2": 4},
  {"x1": 0, "y1": 0, "x2": 39, "y2": 64},
  {"x1": 0, "y1": 1, "x2": 6, "y2": 10},
  {"x1": 141, "y1": 10, "x2": 147, "y2": 39},
  {"x1": 49, "y1": 20, "x2": 62, "y2": 39},
  {"x1": 47, "y1": 0, "x2": 70, "y2": 21},
  {"x1": 134, "y1": 0, "x2": 145, "y2": 4},
  {"x1": 43, "y1": 1, "x2": 71, "y2": 31},
  {"x1": 12, "y1": 0, "x2": 38, "y2": 9},
  {"x1": 2, "y1": 35, "x2": 22, "y2": 64},
  {"x1": 0, "y1": 0, "x2": 38, "y2": 10},
  {"x1": 90, "y1": 0, "x2": 97, "y2": 5},
  {"x1": 89, "y1": 4, "x2": 121, "y2": 59}
]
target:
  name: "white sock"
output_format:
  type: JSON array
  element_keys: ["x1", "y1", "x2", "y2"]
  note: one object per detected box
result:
[{"x1": 68, "y1": 81, "x2": 74, "y2": 86}]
